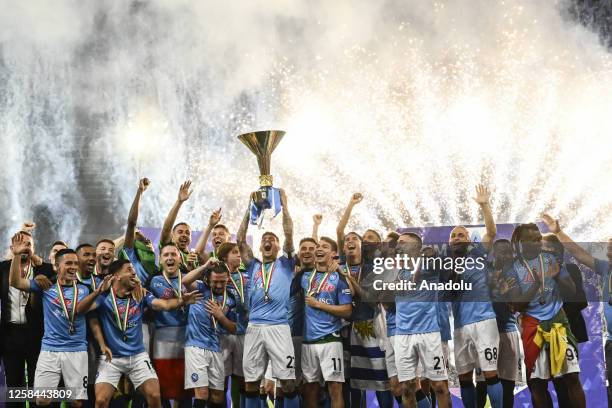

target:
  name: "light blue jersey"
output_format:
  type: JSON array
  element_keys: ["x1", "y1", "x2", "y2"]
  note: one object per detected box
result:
[
  {"x1": 301, "y1": 271, "x2": 351, "y2": 341},
  {"x1": 451, "y1": 245, "x2": 496, "y2": 329},
  {"x1": 185, "y1": 280, "x2": 236, "y2": 352},
  {"x1": 95, "y1": 289, "x2": 155, "y2": 357},
  {"x1": 246, "y1": 255, "x2": 295, "y2": 325},
  {"x1": 508, "y1": 252, "x2": 568, "y2": 321},
  {"x1": 149, "y1": 273, "x2": 189, "y2": 328},
  {"x1": 227, "y1": 270, "x2": 249, "y2": 335},
  {"x1": 489, "y1": 266, "x2": 518, "y2": 333},
  {"x1": 30, "y1": 280, "x2": 89, "y2": 352},
  {"x1": 437, "y1": 302, "x2": 452, "y2": 341},
  {"x1": 395, "y1": 267, "x2": 441, "y2": 335}
]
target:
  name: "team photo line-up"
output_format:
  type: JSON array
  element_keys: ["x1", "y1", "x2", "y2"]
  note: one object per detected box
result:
[{"x1": 1, "y1": 178, "x2": 610, "y2": 408}]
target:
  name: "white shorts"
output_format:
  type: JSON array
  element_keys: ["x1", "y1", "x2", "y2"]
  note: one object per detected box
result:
[
  {"x1": 531, "y1": 342, "x2": 580, "y2": 380},
  {"x1": 385, "y1": 336, "x2": 397, "y2": 378},
  {"x1": 498, "y1": 331, "x2": 523, "y2": 382},
  {"x1": 301, "y1": 341, "x2": 345, "y2": 383},
  {"x1": 221, "y1": 334, "x2": 245, "y2": 377},
  {"x1": 184, "y1": 346, "x2": 225, "y2": 390},
  {"x1": 96, "y1": 352, "x2": 157, "y2": 390},
  {"x1": 243, "y1": 324, "x2": 295, "y2": 382},
  {"x1": 263, "y1": 336, "x2": 303, "y2": 384},
  {"x1": 395, "y1": 332, "x2": 448, "y2": 382},
  {"x1": 34, "y1": 351, "x2": 88, "y2": 400},
  {"x1": 454, "y1": 318, "x2": 500, "y2": 375}
]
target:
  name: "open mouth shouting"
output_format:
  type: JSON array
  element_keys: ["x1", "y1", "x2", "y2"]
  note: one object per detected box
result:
[
  {"x1": 100, "y1": 254, "x2": 113, "y2": 266},
  {"x1": 315, "y1": 249, "x2": 326, "y2": 260}
]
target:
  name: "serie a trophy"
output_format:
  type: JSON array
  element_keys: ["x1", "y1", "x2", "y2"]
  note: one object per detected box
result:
[{"x1": 237, "y1": 130, "x2": 286, "y2": 226}]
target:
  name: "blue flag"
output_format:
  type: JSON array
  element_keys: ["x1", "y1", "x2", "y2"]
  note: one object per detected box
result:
[{"x1": 249, "y1": 186, "x2": 282, "y2": 227}]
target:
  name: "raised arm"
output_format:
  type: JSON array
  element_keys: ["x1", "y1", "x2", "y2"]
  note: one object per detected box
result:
[
  {"x1": 312, "y1": 214, "x2": 322, "y2": 242},
  {"x1": 542, "y1": 214, "x2": 595, "y2": 270},
  {"x1": 160, "y1": 180, "x2": 193, "y2": 245},
  {"x1": 182, "y1": 259, "x2": 218, "y2": 290},
  {"x1": 9, "y1": 234, "x2": 32, "y2": 292},
  {"x1": 125, "y1": 178, "x2": 150, "y2": 249},
  {"x1": 279, "y1": 189, "x2": 294, "y2": 255},
  {"x1": 473, "y1": 184, "x2": 497, "y2": 250},
  {"x1": 336, "y1": 193, "x2": 363, "y2": 257},
  {"x1": 237, "y1": 196, "x2": 254, "y2": 265},
  {"x1": 195, "y1": 208, "x2": 222, "y2": 261}
]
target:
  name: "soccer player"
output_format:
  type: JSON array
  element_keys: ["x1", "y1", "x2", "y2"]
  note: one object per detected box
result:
[
  {"x1": 95, "y1": 239, "x2": 116, "y2": 276},
  {"x1": 541, "y1": 214, "x2": 604, "y2": 404},
  {"x1": 77, "y1": 259, "x2": 201, "y2": 408},
  {"x1": 183, "y1": 263, "x2": 237, "y2": 408},
  {"x1": 76, "y1": 244, "x2": 99, "y2": 289},
  {"x1": 76, "y1": 242, "x2": 107, "y2": 401},
  {"x1": 301, "y1": 237, "x2": 352, "y2": 408},
  {"x1": 9, "y1": 237, "x2": 108, "y2": 407},
  {"x1": 148, "y1": 244, "x2": 193, "y2": 406},
  {"x1": 506, "y1": 223, "x2": 583, "y2": 408},
  {"x1": 336, "y1": 193, "x2": 392, "y2": 406},
  {"x1": 478, "y1": 239, "x2": 522, "y2": 408},
  {"x1": 394, "y1": 232, "x2": 451, "y2": 408},
  {"x1": 449, "y1": 184, "x2": 503, "y2": 408},
  {"x1": 216, "y1": 242, "x2": 249, "y2": 407},
  {"x1": 237, "y1": 188, "x2": 300, "y2": 408},
  {"x1": 49, "y1": 240, "x2": 68, "y2": 272},
  {"x1": 159, "y1": 180, "x2": 198, "y2": 270}
]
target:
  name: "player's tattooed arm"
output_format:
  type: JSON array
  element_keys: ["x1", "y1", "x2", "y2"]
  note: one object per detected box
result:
[
  {"x1": 77, "y1": 275, "x2": 114, "y2": 314},
  {"x1": 312, "y1": 214, "x2": 322, "y2": 242},
  {"x1": 160, "y1": 180, "x2": 193, "y2": 245},
  {"x1": 195, "y1": 207, "x2": 222, "y2": 262},
  {"x1": 205, "y1": 300, "x2": 237, "y2": 333},
  {"x1": 125, "y1": 178, "x2": 150, "y2": 249},
  {"x1": 336, "y1": 193, "x2": 363, "y2": 257},
  {"x1": 542, "y1": 214, "x2": 596, "y2": 270},
  {"x1": 151, "y1": 289, "x2": 203, "y2": 311},
  {"x1": 237, "y1": 196, "x2": 254, "y2": 265},
  {"x1": 473, "y1": 184, "x2": 496, "y2": 251},
  {"x1": 9, "y1": 233, "x2": 33, "y2": 292},
  {"x1": 279, "y1": 189, "x2": 295, "y2": 256},
  {"x1": 305, "y1": 296, "x2": 352, "y2": 318}
]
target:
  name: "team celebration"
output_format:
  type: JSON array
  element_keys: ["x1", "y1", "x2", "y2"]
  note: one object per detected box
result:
[{"x1": 1, "y1": 171, "x2": 611, "y2": 407}]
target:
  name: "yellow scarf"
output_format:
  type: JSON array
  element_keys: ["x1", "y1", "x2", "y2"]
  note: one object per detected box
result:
[{"x1": 534, "y1": 322, "x2": 568, "y2": 376}]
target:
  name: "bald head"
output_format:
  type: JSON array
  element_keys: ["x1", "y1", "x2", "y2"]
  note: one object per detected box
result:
[{"x1": 449, "y1": 226, "x2": 470, "y2": 255}]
